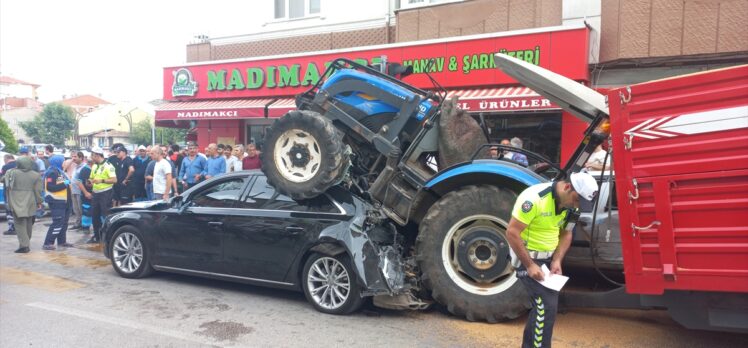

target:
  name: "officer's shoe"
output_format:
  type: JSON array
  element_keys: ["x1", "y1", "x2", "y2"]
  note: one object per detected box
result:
[
  {"x1": 85, "y1": 237, "x2": 99, "y2": 244},
  {"x1": 3, "y1": 230, "x2": 16, "y2": 235}
]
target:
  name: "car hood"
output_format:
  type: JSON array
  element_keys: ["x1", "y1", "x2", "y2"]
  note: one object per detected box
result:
[
  {"x1": 110, "y1": 200, "x2": 170, "y2": 213},
  {"x1": 494, "y1": 53, "x2": 609, "y2": 123}
]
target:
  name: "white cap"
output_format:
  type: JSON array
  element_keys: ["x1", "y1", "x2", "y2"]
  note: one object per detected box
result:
[
  {"x1": 137, "y1": 145, "x2": 147, "y2": 151},
  {"x1": 91, "y1": 146, "x2": 104, "y2": 155},
  {"x1": 570, "y1": 172, "x2": 598, "y2": 202}
]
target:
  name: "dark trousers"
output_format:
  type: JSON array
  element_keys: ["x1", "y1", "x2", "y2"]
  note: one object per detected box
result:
[
  {"x1": 114, "y1": 183, "x2": 132, "y2": 204},
  {"x1": 14, "y1": 216, "x2": 34, "y2": 249},
  {"x1": 91, "y1": 189, "x2": 113, "y2": 241},
  {"x1": 517, "y1": 258, "x2": 559, "y2": 348},
  {"x1": 44, "y1": 200, "x2": 70, "y2": 245},
  {"x1": 132, "y1": 181, "x2": 147, "y2": 201}
]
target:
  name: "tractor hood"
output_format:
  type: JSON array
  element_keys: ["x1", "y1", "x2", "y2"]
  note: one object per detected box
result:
[{"x1": 494, "y1": 53, "x2": 608, "y2": 123}]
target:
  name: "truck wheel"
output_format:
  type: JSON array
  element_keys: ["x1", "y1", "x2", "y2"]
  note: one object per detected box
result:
[
  {"x1": 416, "y1": 185, "x2": 529, "y2": 322},
  {"x1": 261, "y1": 110, "x2": 347, "y2": 200}
]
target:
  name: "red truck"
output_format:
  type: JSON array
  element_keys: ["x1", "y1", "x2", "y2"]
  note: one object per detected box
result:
[
  {"x1": 609, "y1": 64, "x2": 748, "y2": 332},
  {"x1": 497, "y1": 55, "x2": 748, "y2": 333}
]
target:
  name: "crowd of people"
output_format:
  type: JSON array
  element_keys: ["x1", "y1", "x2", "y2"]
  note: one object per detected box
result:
[
  {"x1": 1, "y1": 141, "x2": 263, "y2": 253},
  {"x1": 488, "y1": 137, "x2": 529, "y2": 166}
]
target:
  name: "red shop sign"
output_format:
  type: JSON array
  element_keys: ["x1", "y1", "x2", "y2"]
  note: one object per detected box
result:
[{"x1": 163, "y1": 25, "x2": 589, "y2": 101}]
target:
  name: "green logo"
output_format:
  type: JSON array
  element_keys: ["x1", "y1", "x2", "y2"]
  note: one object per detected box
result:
[{"x1": 172, "y1": 68, "x2": 198, "y2": 97}]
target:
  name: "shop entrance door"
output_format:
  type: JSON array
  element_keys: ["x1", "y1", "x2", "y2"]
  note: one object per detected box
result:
[{"x1": 243, "y1": 119, "x2": 274, "y2": 150}]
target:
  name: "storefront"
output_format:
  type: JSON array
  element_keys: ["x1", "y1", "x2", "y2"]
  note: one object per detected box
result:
[{"x1": 157, "y1": 24, "x2": 590, "y2": 165}]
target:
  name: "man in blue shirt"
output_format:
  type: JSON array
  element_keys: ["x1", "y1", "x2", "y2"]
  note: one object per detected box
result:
[
  {"x1": 202, "y1": 143, "x2": 226, "y2": 180},
  {"x1": 180, "y1": 142, "x2": 207, "y2": 190},
  {"x1": 510, "y1": 137, "x2": 529, "y2": 167},
  {"x1": 132, "y1": 145, "x2": 151, "y2": 201}
]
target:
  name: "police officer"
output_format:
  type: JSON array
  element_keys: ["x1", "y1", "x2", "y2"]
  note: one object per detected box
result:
[
  {"x1": 86, "y1": 147, "x2": 117, "y2": 244},
  {"x1": 506, "y1": 172, "x2": 598, "y2": 348}
]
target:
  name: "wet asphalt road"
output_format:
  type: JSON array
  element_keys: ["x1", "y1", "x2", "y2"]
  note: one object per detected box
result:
[{"x1": 1, "y1": 216, "x2": 747, "y2": 348}]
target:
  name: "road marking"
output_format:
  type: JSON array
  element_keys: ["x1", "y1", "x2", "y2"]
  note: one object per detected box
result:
[
  {"x1": 0, "y1": 267, "x2": 85, "y2": 292},
  {"x1": 26, "y1": 302, "x2": 219, "y2": 347}
]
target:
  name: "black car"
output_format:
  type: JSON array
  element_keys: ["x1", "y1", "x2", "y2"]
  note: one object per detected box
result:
[{"x1": 101, "y1": 170, "x2": 411, "y2": 315}]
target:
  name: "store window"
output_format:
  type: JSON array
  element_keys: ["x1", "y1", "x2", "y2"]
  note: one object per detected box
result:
[
  {"x1": 243, "y1": 119, "x2": 273, "y2": 151},
  {"x1": 477, "y1": 112, "x2": 563, "y2": 164},
  {"x1": 274, "y1": 0, "x2": 321, "y2": 19}
]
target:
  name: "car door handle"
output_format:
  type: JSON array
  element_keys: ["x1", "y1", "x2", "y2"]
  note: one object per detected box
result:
[
  {"x1": 285, "y1": 226, "x2": 304, "y2": 234},
  {"x1": 208, "y1": 221, "x2": 223, "y2": 227}
]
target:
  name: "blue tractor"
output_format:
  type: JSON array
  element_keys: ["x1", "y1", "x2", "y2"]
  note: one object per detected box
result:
[{"x1": 261, "y1": 56, "x2": 609, "y2": 322}]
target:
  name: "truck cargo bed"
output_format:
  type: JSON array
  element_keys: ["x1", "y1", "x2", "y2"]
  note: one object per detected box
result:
[{"x1": 608, "y1": 65, "x2": 748, "y2": 295}]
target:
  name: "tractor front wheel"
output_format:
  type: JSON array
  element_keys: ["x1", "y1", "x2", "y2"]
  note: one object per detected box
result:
[{"x1": 261, "y1": 110, "x2": 347, "y2": 200}]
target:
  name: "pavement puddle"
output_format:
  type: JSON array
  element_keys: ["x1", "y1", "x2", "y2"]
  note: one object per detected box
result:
[
  {"x1": 77, "y1": 243, "x2": 104, "y2": 253},
  {"x1": 0, "y1": 267, "x2": 86, "y2": 292},
  {"x1": 20, "y1": 251, "x2": 110, "y2": 268}
]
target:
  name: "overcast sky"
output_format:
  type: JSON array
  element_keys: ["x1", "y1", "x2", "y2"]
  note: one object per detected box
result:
[{"x1": 0, "y1": 0, "x2": 262, "y2": 104}]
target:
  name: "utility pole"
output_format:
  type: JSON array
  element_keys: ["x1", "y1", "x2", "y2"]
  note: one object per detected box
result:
[{"x1": 118, "y1": 108, "x2": 136, "y2": 138}]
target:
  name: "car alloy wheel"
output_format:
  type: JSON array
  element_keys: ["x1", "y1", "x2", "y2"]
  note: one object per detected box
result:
[
  {"x1": 112, "y1": 231, "x2": 144, "y2": 274},
  {"x1": 307, "y1": 256, "x2": 351, "y2": 310}
]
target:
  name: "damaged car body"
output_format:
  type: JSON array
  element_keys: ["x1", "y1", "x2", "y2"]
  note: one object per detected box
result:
[{"x1": 100, "y1": 170, "x2": 425, "y2": 315}]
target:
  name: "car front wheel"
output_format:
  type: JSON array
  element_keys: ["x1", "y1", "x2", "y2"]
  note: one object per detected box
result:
[
  {"x1": 109, "y1": 225, "x2": 153, "y2": 279},
  {"x1": 302, "y1": 253, "x2": 363, "y2": 315}
]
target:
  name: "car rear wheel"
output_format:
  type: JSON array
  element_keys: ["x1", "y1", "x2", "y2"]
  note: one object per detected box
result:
[
  {"x1": 110, "y1": 225, "x2": 153, "y2": 279},
  {"x1": 302, "y1": 253, "x2": 363, "y2": 315}
]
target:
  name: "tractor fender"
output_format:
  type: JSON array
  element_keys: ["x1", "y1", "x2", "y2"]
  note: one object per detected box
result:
[{"x1": 410, "y1": 160, "x2": 546, "y2": 223}]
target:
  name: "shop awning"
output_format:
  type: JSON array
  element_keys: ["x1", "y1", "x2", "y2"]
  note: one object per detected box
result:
[
  {"x1": 155, "y1": 98, "x2": 275, "y2": 121},
  {"x1": 267, "y1": 98, "x2": 297, "y2": 117},
  {"x1": 446, "y1": 87, "x2": 559, "y2": 113}
]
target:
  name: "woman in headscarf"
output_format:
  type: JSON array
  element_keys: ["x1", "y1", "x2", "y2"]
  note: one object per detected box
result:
[
  {"x1": 42, "y1": 154, "x2": 73, "y2": 250},
  {"x1": 4, "y1": 157, "x2": 43, "y2": 253}
]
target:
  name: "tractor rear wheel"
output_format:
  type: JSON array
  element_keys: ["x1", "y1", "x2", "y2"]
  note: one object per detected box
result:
[
  {"x1": 261, "y1": 110, "x2": 348, "y2": 200},
  {"x1": 416, "y1": 185, "x2": 529, "y2": 322}
]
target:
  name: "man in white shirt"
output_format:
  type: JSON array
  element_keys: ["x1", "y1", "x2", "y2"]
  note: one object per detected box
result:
[
  {"x1": 585, "y1": 144, "x2": 611, "y2": 171},
  {"x1": 150, "y1": 147, "x2": 172, "y2": 201},
  {"x1": 225, "y1": 145, "x2": 242, "y2": 173}
]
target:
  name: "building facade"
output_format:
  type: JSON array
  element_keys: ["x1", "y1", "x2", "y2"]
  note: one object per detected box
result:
[
  {"x1": 158, "y1": 0, "x2": 747, "y2": 165},
  {"x1": 57, "y1": 94, "x2": 112, "y2": 147},
  {"x1": 77, "y1": 102, "x2": 155, "y2": 149},
  {"x1": 0, "y1": 76, "x2": 43, "y2": 144}
]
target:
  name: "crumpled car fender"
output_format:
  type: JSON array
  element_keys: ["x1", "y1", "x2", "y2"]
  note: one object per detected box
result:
[{"x1": 311, "y1": 213, "x2": 406, "y2": 297}]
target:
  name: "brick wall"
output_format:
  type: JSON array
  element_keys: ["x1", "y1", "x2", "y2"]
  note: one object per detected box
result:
[
  {"x1": 396, "y1": 0, "x2": 562, "y2": 42},
  {"x1": 600, "y1": 0, "x2": 748, "y2": 63},
  {"x1": 187, "y1": 26, "x2": 394, "y2": 63},
  {"x1": 185, "y1": 0, "x2": 563, "y2": 63}
]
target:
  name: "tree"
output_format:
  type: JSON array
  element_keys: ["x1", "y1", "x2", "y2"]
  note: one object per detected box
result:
[
  {"x1": 130, "y1": 118, "x2": 154, "y2": 146},
  {"x1": 129, "y1": 117, "x2": 187, "y2": 146},
  {"x1": 156, "y1": 127, "x2": 188, "y2": 145},
  {"x1": 20, "y1": 103, "x2": 75, "y2": 147},
  {"x1": 0, "y1": 115, "x2": 19, "y2": 153}
]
